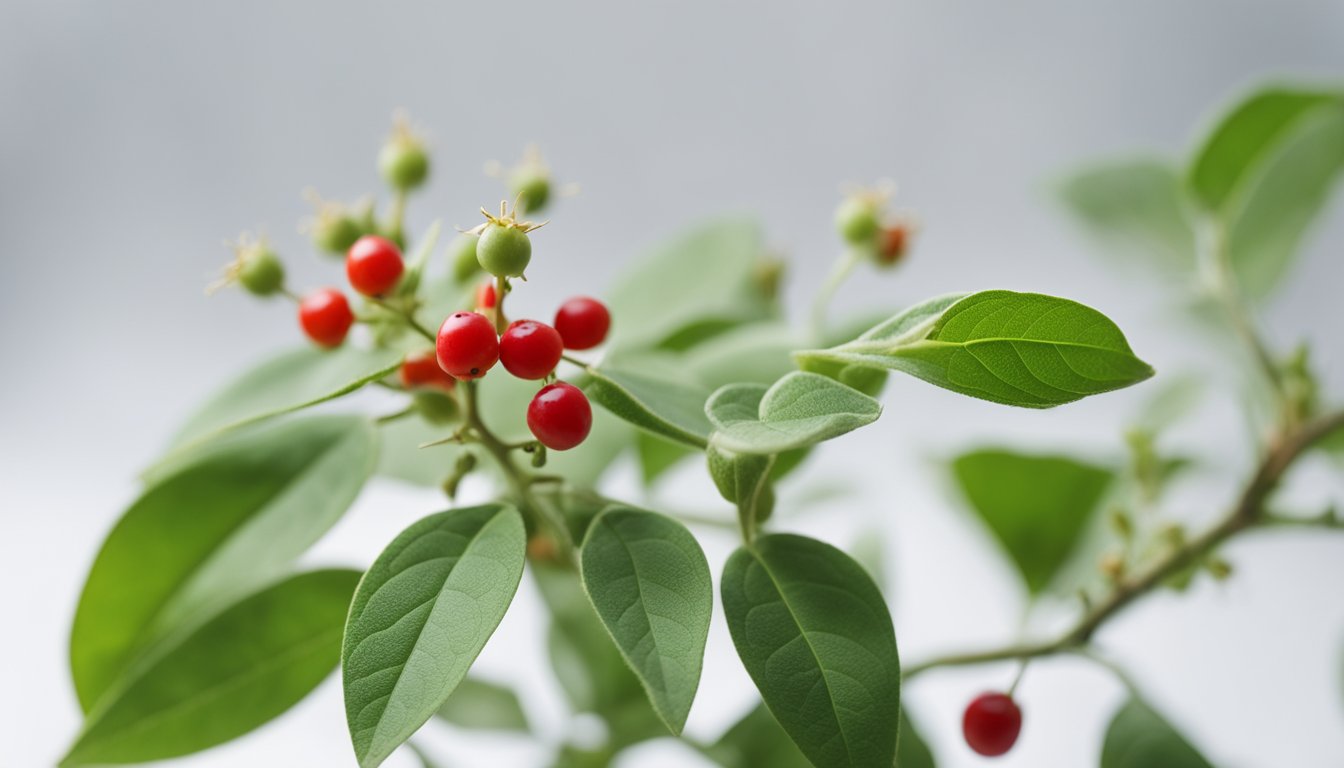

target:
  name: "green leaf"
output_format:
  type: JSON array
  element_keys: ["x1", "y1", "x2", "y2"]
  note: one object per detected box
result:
[
  {"x1": 706, "y1": 372, "x2": 881, "y2": 454},
  {"x1": 684, "y1": 322, "x2": 801, "y2": 390},
  {"x1": 1101, "y1": 698, "x2": 1214, "y2": 768},
  {"x1": 170, "y1": 345, "x2": 403, "y2": 449},
  {"x1": 580, "y1": 508, "x2": 713, "y2": 733},
  {"x1": 72, "y1": 416, "x2": 376, "y2": 712},
  {"x1": 636, "y1": 432, "x2": 698, "y2": 486},
  {"x1": 721, "y1": 534, "x2": 901, "y2": 768},
  {"x1": 707, "y1": 445, "x2": 776, "y2": 529},
  {"x1": 951, "y1": 449, "x2": 1115, "y2": 594},
  {"x1": 1223, "y1": 101, "x2": 1344, "y2": 295},
  {"x1": 61, "y1": 569, "x2": 359, "y2": 766},
  {"x1": 1059, "y1": 160, "x2": 1196, "y2": 274},
  {"x1": 606, "y1": 218, "x2": 773, "y2": 351},
  {"x1": 397, "y1": 220, "x2": 443, "y2": 298},
  {"x1": 796, "y1": 290, "x2": 1154, "y2": 408},
  {"x1": 897, "y1": 711, "x2": 936, "y2": 768},
  {"x1": 342, "y1": 504, "x2": 527, "y2": 768},
  {"x1": 583, "y1": 357, "x2": 712, "y2": 449},
  {"x1": 1188, "y1": 87, "x2": 1343, "y2": 212},
  {"x1": 435, "y1": 677, "x2": 529, "y2": 732},
  {"x1": 702, "y1": 704, "x2": 813, "y2": 768},
  {"x1": 533, "y1": 562, "x2": 667, "y2": 747}
]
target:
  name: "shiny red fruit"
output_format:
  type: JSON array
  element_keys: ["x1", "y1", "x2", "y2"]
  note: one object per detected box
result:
[
  {"x1": 345, "y1": 234, "x2": 404, "y2": 296},
  {"x1": 963, "y1": 692, "x2": 1022, "y2": 757},
  {"x1": 500, "y1": 320, "x2": 564, "y2": 380},
  {"x1": 400, "y1": 350, "x2": 457, "y2": 392},
  {"x1": 436, "y1": 311, "x2": 499, "y2": 380},
  {"x1": 553, "y1": 297, "x2": 610, "y2": 350},
  {"x1": 527, "y1": 382, "x2": 592, "y2": 450},
  {"x1": 298, "y1": 288, "x2": 354, "y2": 348},
  {"x1": 476, "y1": 281, "x2": 497, "y2": 309}
]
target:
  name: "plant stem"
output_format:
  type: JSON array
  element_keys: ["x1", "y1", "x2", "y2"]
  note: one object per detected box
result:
[
  {"x1": 368, "y1": 297, "x2": 436, "y2": 342},
  {"x1": 810, "y1": 249, "x2": 864, "y2": 341},
  {"x1": 387, "y1": 188, "x2": 408, "y2": 245},
  {"x1": 461, "y1": 380, "x2": 576, "y2": 561},
  {"x1": 1207, "y1": 221, "x2": 1290, "y2": 420},
  {"x1": 902, "y1": 410, "x2": 1344, "y2": 680},
  {"x1": 494, "y1": 275, "x2": 509, "y2": 334}
]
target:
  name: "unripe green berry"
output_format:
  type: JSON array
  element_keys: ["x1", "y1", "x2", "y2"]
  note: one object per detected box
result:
[
  {"x1": 834, "y1": 197, "x2": 880, "y2": 246},
  {"x1": 380, "y1": 139, "x2": 430, "y2": 191},
  {"x1": 476, "y1": 223, "x2": 532, "y2": 278},
  {"x1": 238, "y1": 247, "x2": 285, "y2": 296},
  {"x1": 510, "y1": 167, "x2": 551, "y2": 214},
  {"x1": 449, "y1": 233, "x2": 482, "y2": 284},
  {"x1": 313, "y1": 213, "x2": 365, "y2": 255},
  {"x1": 413, "y1": 390, "x2": 460, "y2": 425}
]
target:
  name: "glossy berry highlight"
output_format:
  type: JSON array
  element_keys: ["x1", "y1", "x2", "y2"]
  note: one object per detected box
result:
[
  {"x1": 298, "y1": 288, "x2": 354, "y2": 348},
  {"x1": 400, "y1": 350, "x2": 457, "y2": 392},
  {"x1": 527, "y1": 382, "x2": 592, "y2": 451},
  {"x1": 554, "y1": 297, "x2": 611, "y2": 350},
  {"x1": 500, "y1": 320, "x2": 564, "y2": 380},
  {"x1": 346, "y1": 235, "x2": 404, "y2": 297},
  {"x1": 962, "y1": 692, "x2": 1022, "y2": 757},
  {"x1": 436, "y1": 311, "x2": 499, "y2": 380}
]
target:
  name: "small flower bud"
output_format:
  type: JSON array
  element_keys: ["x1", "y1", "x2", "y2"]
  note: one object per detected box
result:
[{"x1": 379, "y1": 113, "x2": 430, "y2": 191}]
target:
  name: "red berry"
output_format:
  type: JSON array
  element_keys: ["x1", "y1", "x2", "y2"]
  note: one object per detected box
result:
[
  {"x1": 400, "y1": 350, "x2": 457, "y2": 392},
  {"x1": 527, "y1": 382, "x2": 592, "y2": 450},
  {"x1": 298, "y1": 288, "x2": 354, "y2": 348},
  {"x1": 962, "y1": 692, "x2": 1022, "y2": 757},
  {"x1": 476, "y1": 281, "x2": 497, "y2": 309},
  {"x1": 436, "y1": 311, "x2": 499, "y2": 380},
  {"x1": 345, "y1": 234, "x2": 404, "y2": 296},
  {"x1": 554, "y1": 297, "x2": 610, "y2": 350},
  {"x1": 500, "y1": 320, "x2": 564, "y2": 380},
  {"x1": 877, "y1": 224, "x2": 908, "y2": 265}
]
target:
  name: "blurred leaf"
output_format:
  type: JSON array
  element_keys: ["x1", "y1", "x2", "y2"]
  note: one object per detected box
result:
[
  {"x1": 1223, "y1": 101, "x2": 1344, "y2": 296},
  {"x1": 168, "y1": 346, "x2": 402, "y2": 450},
  {"x1": 1131, "y1": 372, "x2": 1206, "y2": 433},
  {"x1": 607, "y1": 218, "x2": 773, "y2": 351},
  {"x1": 1100, "y1": 698, "x2": 1214, "y2": 768},
  {"x1": 1059, "y1": 160, "x2": 1196, "y2": 275},
  {"x1": 72, "y1": 416, "x2": 376, "y2": 712},
  {"x1": 722, "y1": 534, "x2": 900, "y2": 768},
  {"x1": 897, "y1": 711, "x2": 937, "y2": 768},
  {"x1": 952, "y1": 449, "x2": 1115, "y2": 595},
  {"x1": 797, "y1": 291, "x2": 1154, "y2": 408},
  {"x1": 435, "y1": 677, "x2": 530, "y2": 732},
  {"x1": 533, "y1": 562, "x2": 666, "y2": 747},
  {"x1": 701, "y1": 704, "x2": 812, "y2": 768},
  {"x1": 636, "y1": 432, "x2": 698, "y2": 486},
  {"x1": 343, "y1": 505, "x2": 527, "y2": 768},
  {"x1": 580, "y1": 508, "x2": 713, "y2": 733},
  {"x1": 706, "y1": 372, "x2": 881, "y2": 454},
  {"x1": 584, "y1": 357, "x2": 712, "y2": 449},
  {"x1": 61, "y1": 570, "x2": 358, "y2": 767},
  {"x1": 851, "y1": 532, "x2": 887, "y2": 594},
  {"x1": 684, "y1": 322, "x2": 800, "y2": 389}
]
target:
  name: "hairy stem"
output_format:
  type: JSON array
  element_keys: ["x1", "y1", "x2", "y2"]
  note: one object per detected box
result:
[
  {"x1": 902, "y1": 410, "x2": 1344, "y2": 680},
  {"x1": 810, "y1": 249, "x2": 864, "y2": 341}
]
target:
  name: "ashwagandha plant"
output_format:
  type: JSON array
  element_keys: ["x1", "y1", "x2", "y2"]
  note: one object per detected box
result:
[{"x1": 61, "y1": 85, "x2": 1343, "y2": 768}]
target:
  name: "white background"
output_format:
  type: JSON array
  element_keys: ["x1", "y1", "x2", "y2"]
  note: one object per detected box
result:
[{"x1": 2, "y1": 1, "x2": 1343, "y2": 766}]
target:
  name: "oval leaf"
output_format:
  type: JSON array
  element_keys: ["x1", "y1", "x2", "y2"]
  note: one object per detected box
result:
[
  {"x1": 61, "y1": 569, "x2": 359, "y2": 766},
  {"x1": 434, "y1": 677, "x2": 529, "y2": 732},
  {"x1": 580, "y1": 508, "x2": 713, "y2": 733},
  {"x1": 796, "y1": 290, "x2": 1154, "y2": 408},
  {"x1": 722, "y1": 534, "x2": 901, "y2": 768},
  {"x1": 952, "y1": 449, "x2": 1114, "y2": 595},
  {"x1": 706, "y1": 371, "x2": 881, "y2": 454},
  {"x1": 169, "y1": 345, "x2": 402, "y2": 450},
  {"x1": 702, "y1": 704, "x2": 813, "y2": 768},
  {"x1": 1059, "y1": 160, "x2": 1197, "y2": 275},
  {"x1": 607, "y1": 218, "x2": 773, "y2": 351},
  {"x1": 342, "y1": 504, "x2": 527, "y2": 768},
  {"x1": 71, "y1": 416, "x2": 377, "y2": 712},
  {"x1": 1101, "y1": 698, "x2": 1214, "y2": 768},
  {"x1": 583, "y1": 358, "x2": 712, "y2": 449}
]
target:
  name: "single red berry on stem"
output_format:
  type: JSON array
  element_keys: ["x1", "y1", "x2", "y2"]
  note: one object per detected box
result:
[
  {"x1": 476, "y1": 281, "x2": 498, "y2": 309},
  {"x1": 527, "y1": 382, "x2": 592, "y2": 450},
  {"x1": 436, "y1": 311, "x2": 499, "y2": 380},
  {"x1": 400, "y1": 350, "x2": 457, "y2": 392},
  {"x1": 554, "y1": 297, "x2": 610, "y2": 350},
  {"x1": 345, "y1": 234, "x2": 404, "y2": 296},
  {"x1": 298, "y1": 288, "x2": 354, "y2": 348},
  {"x1": 962, "y1": 692, "x2": 1022, "y2": 757},
  {"x1": 500, "y1": 320, "x2": 564, "y2": 380}
]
